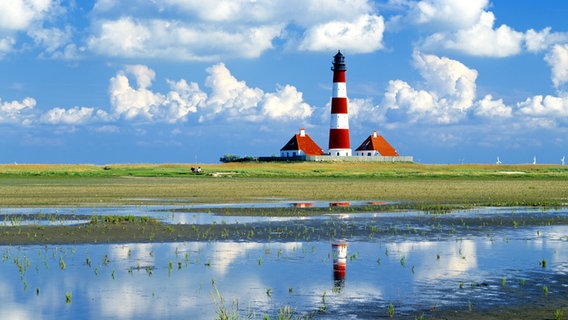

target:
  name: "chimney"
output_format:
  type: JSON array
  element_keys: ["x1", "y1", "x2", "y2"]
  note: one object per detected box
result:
[
  {"x1": 373, "y1": 130, "x2": 378, "y2": 138},
  {"x1": 299, "y1": 128, "x2": 306, "y2": 137}
]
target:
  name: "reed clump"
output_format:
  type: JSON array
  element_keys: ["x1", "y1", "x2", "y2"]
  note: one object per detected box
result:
[{"x1": 89, "y1": 215, "x2": 156, "y2": 225}]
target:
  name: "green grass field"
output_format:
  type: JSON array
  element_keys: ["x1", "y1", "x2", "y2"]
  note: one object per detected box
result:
[
  {"x1": 1, "y1": 162, "x2": 567, "y2": 178},
  {"x1": 0, "y1": 162, "x2": 567, "y2": 207}
]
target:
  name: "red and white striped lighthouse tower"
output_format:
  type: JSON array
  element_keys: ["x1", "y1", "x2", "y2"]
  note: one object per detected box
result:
[{"x1": 328, "y1": 50, "x2": 351, "y2": 156}]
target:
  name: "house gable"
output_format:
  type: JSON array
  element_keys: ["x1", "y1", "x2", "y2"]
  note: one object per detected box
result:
[
  {"x1": 355, "y1": 131, "x2": 399, "y2": 156},
  {"x1": 280, "y1": 129, "x2": 324, "y2": 156}
]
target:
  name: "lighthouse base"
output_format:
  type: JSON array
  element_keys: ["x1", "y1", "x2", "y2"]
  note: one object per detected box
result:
[{"x1": 328, "y1": 148, "x2": 352, "y2": 157}]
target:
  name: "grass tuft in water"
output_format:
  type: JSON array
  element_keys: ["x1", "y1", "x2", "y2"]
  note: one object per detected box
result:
[
  {"x1": 211, "y1": 281, "x2": 238, "y2": 320},
  {"x1": 388, "y1": 303, "x2": 395, "y2": 318}
]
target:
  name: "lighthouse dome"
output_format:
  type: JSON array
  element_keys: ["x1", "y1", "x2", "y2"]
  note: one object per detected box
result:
[
  {"x1": 334, "y1": 50, "x2": 344, "y2": 62},
  {"x1": 332, "y1": 50, "x2": 346, "y2": 71}
]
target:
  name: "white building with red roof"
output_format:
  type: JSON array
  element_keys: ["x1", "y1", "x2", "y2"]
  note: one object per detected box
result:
[
  {"x1": 280, "y1": 128, "x2": 325, "y2": 158},
  {"x1": 354, "y1": 130, "x2": 399, "y2": 157}
]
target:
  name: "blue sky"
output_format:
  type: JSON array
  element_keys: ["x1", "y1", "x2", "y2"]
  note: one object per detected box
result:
[{"x1": 1, "y1": 0, "x2": 567, "y2": 164}]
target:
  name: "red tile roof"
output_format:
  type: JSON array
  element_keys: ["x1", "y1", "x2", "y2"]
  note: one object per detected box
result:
[
  {"x1": 355, "y1": 132, "x2": 399, "y2": 156},
  {"x1": 280, "y1": 130, "x2": 324, "y2": 156}
]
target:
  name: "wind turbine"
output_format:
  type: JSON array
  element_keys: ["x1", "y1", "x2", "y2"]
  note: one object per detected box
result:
[
  {"x1": 562, "y1": 156, "x2": 565, "y2": 166},
  {"x1": 496, "y1": 157, "x2": 502, "y2": 165},
  {"x1": 533, "y1": 156, "x2": 537, "y2": 165}
]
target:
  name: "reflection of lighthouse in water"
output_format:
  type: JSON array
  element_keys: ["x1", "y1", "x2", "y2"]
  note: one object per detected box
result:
[
  {"x1": 332, "y1": 242, "x2": 347, "y2": 289},
  {"x1": 328, "y1": 51, "x2": 351, "y2": 156}
]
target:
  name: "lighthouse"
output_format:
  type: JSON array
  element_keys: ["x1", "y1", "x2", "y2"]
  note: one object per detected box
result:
[
  {"x1": 269, "y1": 51, "x2": 413, "y2": 163},
  {"x1": 328, "y1": 50, "x2": 351, "y2": 156}
]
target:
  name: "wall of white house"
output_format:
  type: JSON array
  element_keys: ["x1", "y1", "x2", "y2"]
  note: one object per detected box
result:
[
  {"x1": 328, "y1": 149, "x2": 352, "y2": 156},
  {"x1": 280, "y1": 150, "x2": 304, "y2": 157},
  {"x1": 354, "y1": 150, "x2": 380, "y2": 156}
]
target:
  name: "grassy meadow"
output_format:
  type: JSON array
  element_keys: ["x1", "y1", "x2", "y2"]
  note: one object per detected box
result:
[
  {"x1": 1, "y1": 161, "x2": 567, "y2": 178},
  {"x1": 0, "y1": 162, "x2": 567, "y2": 207}
]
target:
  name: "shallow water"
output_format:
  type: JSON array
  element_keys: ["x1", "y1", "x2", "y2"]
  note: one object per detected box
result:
[
  {"x1": 0, "y1": 205, "x2": 567, "y2": 319},
  {"x1": 0, "y1": 200, "x2": 383, "y2": 226},
  {"x1": 0, "y1": 202, "x2": 560, "y2": 226}
]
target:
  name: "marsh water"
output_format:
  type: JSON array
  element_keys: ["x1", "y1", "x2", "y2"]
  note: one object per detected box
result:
[{"x1": 1, "y1": 203, "x2": 567, "y2": 319}]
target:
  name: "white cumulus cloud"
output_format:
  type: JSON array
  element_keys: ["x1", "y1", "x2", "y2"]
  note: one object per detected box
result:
[
  {"x1": 383, "y1": 52, "x2": 477, "y2": 124},
  {"x1": 200, "y1": 63, "x2": 313, "y2": 123},
  {"x1": 422, "y1": 11, "x2": 524, "y2": 57},
  {"x1": 0, "y1": 0, "x2": 72, "y2": 59},
  {"x1": 299, "y1": 14, "x2": 385, "y2": 53},
  {"x1": 41, "y1": 107, "x2": 95, "y2": 125},
  {"x1": 28, "y1": 25, "x2": 79, "y2": 59},
  {"x1": 0, "y1": 97, "x2": 36, "y2": 124},
  {"x1": 525, "y1": 27, "x2": 568, "y2": 53},
  {"x1": 261, "y1": 85, "x2": 312, "y2": 120},
  {"x1": 86, "y1": 0, "x2": 386, "y2": 60},
  {"x1": 407, "y1": 0, "x2": 489, "y2": 30},
  {"x1": 384, "y1": 79, "x2": 439, "y2": 123},
  {"x1": 474, "y1": 95, "x2": 512, "y2": 118},
  {"x1": 402, "y1": 1, "x2": 568, "y2": 58},
  {"x1": 545, "y1": 44, "x2": 568, "y2": 88},
  {"x1": 0, "y1": 36, "x2": 15, "y2": 56},
  {"x1": 348, "y1": 98, "x2": 385, "y2": 124},
  {"x1": 517, "y1": 94, "x2": 568, "y2": 121},
  {"x1": 201, "y1": 63, "x2": 264, "y2": 122},
  {"x1": 109, "y1": 65, "x2": 165, "y2": 120},
  {"x1": 41, "y1": 63, "x2": 312, "y2": 126},
  {"x1": 109, "y1": 65, "x2": 206, "y2": 122},
  {"x1": 87, "y1": 17, "x2": 152, "y2": 58},
  {"x1": 165, "y1": 79, "x2": 207, "y2": 123},
  {"x1": 414, "y1": 52, "x2": 477, "y2": 110},
  {"x1": 0, "y1": 0, "x2": 54, "y2": 31},
  {"x1": 161, "y1": 0, "x2": 270, "y2": 22},
  {"x1": 161, "y1": 0, "x2": 373, "y2": 25},
  {"x1": 87, "y1": 17, "x2": 282, "y2": 61}
]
